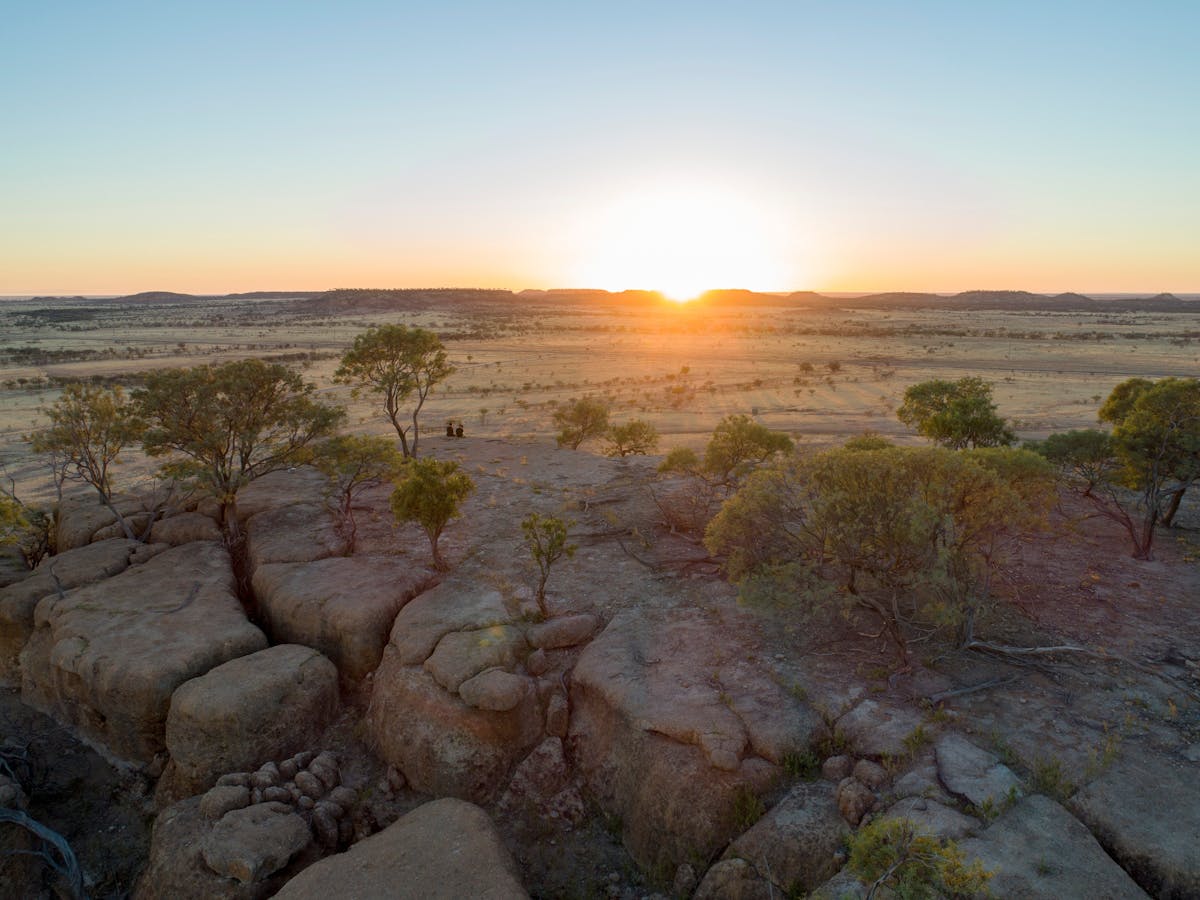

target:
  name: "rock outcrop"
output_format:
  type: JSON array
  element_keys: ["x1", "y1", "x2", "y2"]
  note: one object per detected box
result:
[
  {"x1": 138, "y1": 749, "x2": 355, "y2": 898},
  {"x1": 273, "y1": 798, "x2": 528, "y2": 899},
  {"x1": 716, "y1": 781, "x2": 848, "y2": 896},
  {"x1": 253, "y1": 557, "x2": 437, "y2": 680},
  {"x1": 54, "y1": 491, "x2": 146, "y2": 551},
  {"x1": 149, "y1": 511, "x2": 222, "y2": 546},
  {"x1": 19, "y1": 542, "x2": 267, "y2": 763},
  {"x1": 960, "y1": 794, "x2": 1149, "y2": 898},
  {"x1": 158, "y1": 645, "x2": 339, "y2": 802},
  {"x1": 933, "y1": 731, "x2": 1024, "y2": 809},
  {"x1": 202, "y1": 802, "x2": 312, "y2": 885},
  {"x1": 232, "y1": 467, "x2": 329, "y2": 525},
  {"x1": 568, "y1": 609, "x2": 823, "y2": 873},
  {"x1": 1067, "y1": 755, "x2": 1200, "y2": 899},
  {"x1": 367, "y1": 585, "x2": 544, "y2": 802},
  {"x1": 835, "y1": 698, "x2": 928, "y2": 758},
  {"x1": 0, "y1": 538, "x2": 163, "y2": 682},
  {"x1": 244, "y1": 504, "x2": 346, "y2": 571}
]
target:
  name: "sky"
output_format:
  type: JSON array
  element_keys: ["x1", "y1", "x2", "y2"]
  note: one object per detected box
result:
[{"x1": 2, "y1": 1, "x2": 1198, "y2": 295}]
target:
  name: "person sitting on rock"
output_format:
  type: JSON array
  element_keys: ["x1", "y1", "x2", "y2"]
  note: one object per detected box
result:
[{"x1": 455, "y1": 422, "x2": 464, "y2": 438}]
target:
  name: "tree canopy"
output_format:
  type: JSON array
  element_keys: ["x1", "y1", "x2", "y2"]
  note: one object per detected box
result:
[
  {"x1": 389, "y1": 457, "x2": 474, "y2": 570},
  {"x1": 897, "y1": 377, "x2": 1015, "y2": 450},
  {"x1": 335, "y1": 325, "x2": 454, "y2": 458},
  {"x1": 1031, "y1": 377, "x2": 1200, "y2": 558},
  {"x1": 314, "y1": 434, "x2": 406, "y2": 550},
  {"x1": 29, "y1": 383, "x2": 145, "y2": 539},
  {"x1": 521, "y1": 512, "x2": 576, "y2": 615},
  {"x1": 604, "y1": 419, "x2": 659, "y2": 457},
  {"x1": 136, "y1": 360, "x2": 343, "y2": 524},
  {"x1": 705, "y1": 444, "x2": 1054, "y2": 662},
  {"x1": 553, "y1": 396, "x2": 611, "y2": 450}
]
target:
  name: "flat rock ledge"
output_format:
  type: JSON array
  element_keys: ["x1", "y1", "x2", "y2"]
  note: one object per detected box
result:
[
  {"x1": 19, "y1": 541, "x2": 267, "y2": 764},
  {"x1": 367, "y1": 586, "x2": 544, "y2": 803},
  {"x1": 157, "y1": 644, "x2": 339, "y2": 803},
  {"x1": 568, "y1": 609, "x2": 824, "y2": 874},
  {"x1": 274, "y1": 797, "x2": 528, "y2": 900},
  {"x1": 253, "y1": 556, "x2": 437, "y2": 681}
]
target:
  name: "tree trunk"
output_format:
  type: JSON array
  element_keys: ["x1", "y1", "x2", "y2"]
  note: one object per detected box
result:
[
  {"x1": 1160, "y1": 486, "x2": 1186, "y2": 528},
  {"x1": 429, "y1": 530, "x2": 447, "y2": 571},
  {"x1": 97, "y1": 489, "x2": 137, "y2": 542}
]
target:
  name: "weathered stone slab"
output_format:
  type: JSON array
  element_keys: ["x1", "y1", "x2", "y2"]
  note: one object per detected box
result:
[
  {"x1": 568, "y1": 609, "x2": 821, "y2": 873},
  {"x1": 159, "y1": 644, "x2": 338, "y2": 801},
  {"x1": 20, "y1": 542, "x2": 267, "y2": 763},
  {"x1": 232, "y1": 467, "x2": 329, "y2": 524},
  {"x1": 424, "y1": 625, "x2": 527, "y2": 693},
  {"x1": 389, "y1": 584, "x2": 512, "y2": 666},
  {"x1": 960, "y1": 794, "x2": 1148, "y2": 899},
  {"x1": 836, "y1": 699, "x2": 927, "y2": 758},
  {"x1": 723, "y1": 781, "x2": 848, "y2": 894},
  {"x1": 149, "y1": 512, "x2": 222, "y2": 546},
  {"x1": 934, "y1": 732, "x2": 1024, "y2": 809},
  {"x1": 245, "y1": 504, "x2": 346, "y2": 571},
  {"x1": 202, "y1": 801, "x2": 311, "y2": 885},
  {"x1": 0, "y1": 538, "x2": 163, "y2": 682},
  {"x1": 253, "y1": 556, "x2": 436, "y2": 680},
  {"x1": 274, "y1": 798, "x2": 528, "y2": 899},
  {"x1": 1068, "y1": 755, "x2": 1199, "y2": 899},
  {"x1": 367, "y1": 662, "x2": 542, "y2": 803}
]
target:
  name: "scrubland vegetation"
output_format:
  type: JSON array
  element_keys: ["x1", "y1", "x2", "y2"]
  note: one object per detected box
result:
[{"x1": 1, "y1": 294, "x2": 1197, "y2": 899}]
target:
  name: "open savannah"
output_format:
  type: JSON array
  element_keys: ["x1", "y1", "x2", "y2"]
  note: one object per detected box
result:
[{"x1": 2, "y1": 3, "x2": 1199, "y2": 899}]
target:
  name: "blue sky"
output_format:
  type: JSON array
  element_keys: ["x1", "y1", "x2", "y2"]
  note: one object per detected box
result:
[{"x1": 3, "y1": 1, "x2": 1197, "y2": 293}]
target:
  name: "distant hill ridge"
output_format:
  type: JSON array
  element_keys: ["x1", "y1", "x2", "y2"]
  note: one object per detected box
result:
[{"x1": 28, "y1": 287, "x2": 1194, "y2": 314}]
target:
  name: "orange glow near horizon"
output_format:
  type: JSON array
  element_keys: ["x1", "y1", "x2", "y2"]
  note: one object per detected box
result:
[{"x1": 567, "y1": 182, "x2": 800, "y2": 302}]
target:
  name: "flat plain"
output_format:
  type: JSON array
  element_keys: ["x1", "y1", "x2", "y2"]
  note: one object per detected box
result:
[{"x1": 3, "y1": 295, "x2": 1198, "y2": 500}]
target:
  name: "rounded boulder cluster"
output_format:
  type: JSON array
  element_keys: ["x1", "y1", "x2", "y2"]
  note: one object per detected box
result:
[{"x1": 204, "y1": 750, "x2": 356, "y2": 848}]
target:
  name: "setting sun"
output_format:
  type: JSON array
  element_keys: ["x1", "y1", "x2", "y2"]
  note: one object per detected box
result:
[{"x1": 570, "y1": 182, "x2": 796, "y2": 301}]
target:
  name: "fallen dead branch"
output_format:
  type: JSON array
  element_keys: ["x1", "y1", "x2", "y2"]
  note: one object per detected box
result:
[
  {"x1": 0, "y1": 808, "x2": 85, "y2": 899},
  {"x1": 963, "y1": 639, "x2": 1200, "y2": 703}
]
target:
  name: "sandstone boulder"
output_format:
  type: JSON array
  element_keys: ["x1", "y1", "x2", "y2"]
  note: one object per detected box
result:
[
  {"x1": 20, "y1": 542, "x2": 267, "y2": 763},
  {"x1": 159, "y1": 644, "x2": 338, "y2": 802},
  {"x1": 693, "y1": 859, "x2": 774, "y2": 900},
  {"x1": 202, "y1": 802, "x2": 312, "y2": 885},
  {"x1": 92, "y1": 512, "x2": 153, "y2": 542},
  {"x1": 54, "y1": 490, "x2": 145, "y2": 551},
  {"x1": 244, "y1": 504, "x2": 346, "y2": 572},
  {"x1": 135, "y1": 797, "x2": 283, "y2": 900},
  {"x1": 200, "y1": 784, "x2": 252, "y2": 820},
  {"x1": 835, "y1": 699, "x2": 927, "y2": 758},
  {"x1": 960, "y1": 794, "x2": 1149, "y2": 898},
  {"x1": 0, "y1": 538, "x2": 163, "y2": 682},
  {"x1": 836, "y1": 777, "x2": 875, "y2": 826},
  {"x1": 527, "y1": 613, "x2": 598, "y2": 650},
  {"x1": 569, "y1": 609, "x2": 822, "y2": 873},
  {"x1": 459, "y1": 668, "x2": 532, "y2": 712},
  {"x1": 880, "y1": 796, "x2": 981, "y2": 841},
  {"x1": 232, "y1": 467, "x2": 330, "y2": 524},
  {"x1": 274, "y1": 798, "x2": 528, "y2": 899},
  {"x1": 722, "y1": 781, "x2": 848, "y2": 895},
  {"x1": 368, "y1": 663, "x2": 542, "y2": 802},
  {"x1": 1068, "y1": 755, "x2": 1199, "y2": 899},
  {"x1": 934, "y1": 732, "x2": 1024, "y2": 809},
  {"x1": 253, "y1": 556, "x2": 436, "y2": 680},
  {"x1": 390, "y1": 584, "x2": 513, "y2": 666},
  {"x1": 149, "y1": 512, "x2": 222, "y2": 546},
  {"x1": 424, "y1": 625, "x2": 527, "y2": 693}
]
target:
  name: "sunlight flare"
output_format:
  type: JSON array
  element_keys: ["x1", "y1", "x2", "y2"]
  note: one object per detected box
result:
[{"x1": 570, "y1": 182, "x2": 796, "y2": 300}]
